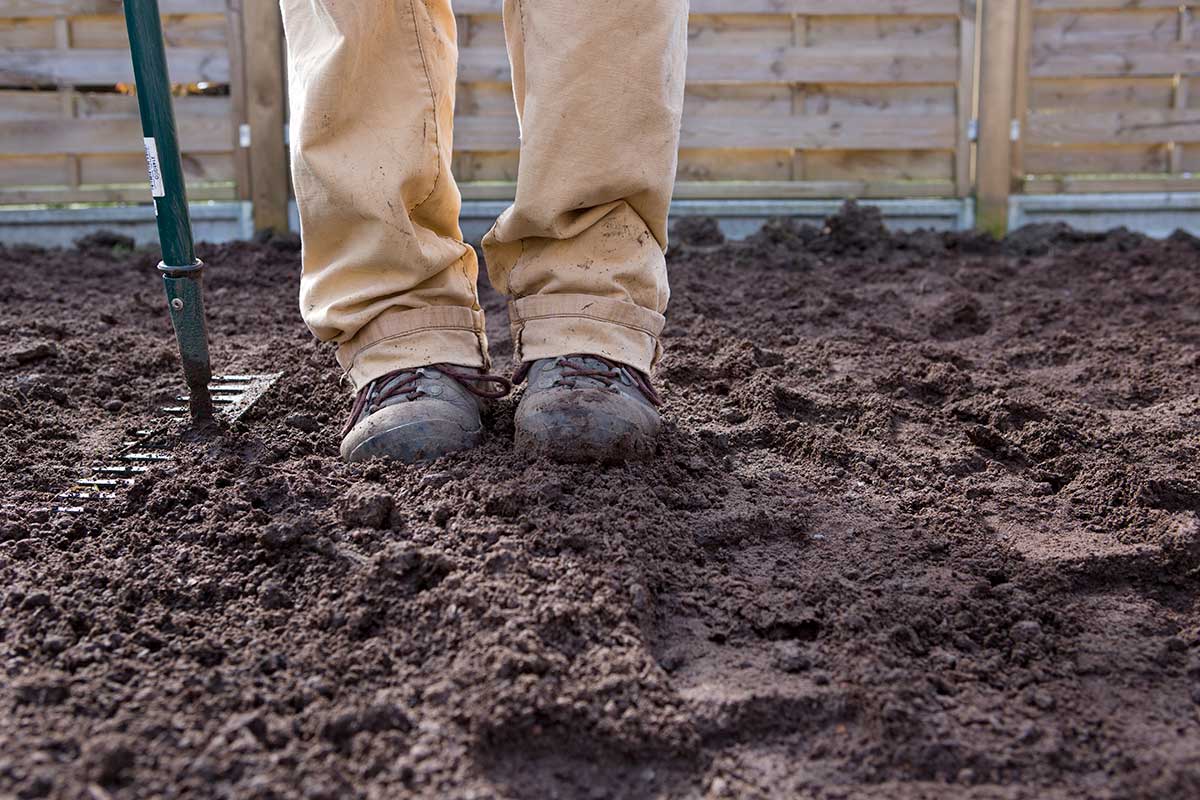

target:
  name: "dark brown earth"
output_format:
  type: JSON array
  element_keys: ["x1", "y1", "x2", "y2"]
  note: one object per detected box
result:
[{"x1": 2, "y1": 203, "x2": 1199, "y2": 799}]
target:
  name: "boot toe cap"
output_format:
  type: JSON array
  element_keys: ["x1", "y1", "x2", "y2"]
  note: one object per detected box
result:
[
  {"x1": 515, "y1": 389, "x2": 660, "y2": 463},
  {"x1": 341, "y1": 401, "x2": 483, "y2": 464}
]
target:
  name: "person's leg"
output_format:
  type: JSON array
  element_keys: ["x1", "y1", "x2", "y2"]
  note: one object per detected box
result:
[
  {"x1": 485, "y1": 0, "x2": 688, "y2": 460},
  {"x1": 282, "y1": 0, "x2": 486, "y2": 385},
  {"x1": 281, "y1": 0, "x2": 505, "y2": 462}
]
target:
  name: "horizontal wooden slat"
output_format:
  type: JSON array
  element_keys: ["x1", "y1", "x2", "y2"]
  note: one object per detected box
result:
[
  {"x1": 1023, "y1": 143, "x2": 1168, "y2": 174},
  {"x1": 448, "y1": 149, "x2": 957, "y2": 185},
  {"x1": 461, "y1": 81, "x2": 959, "y2": 117},
  {"x1": 459, "y1": 45, "x2": 959, "y2": 85},
  {"x1": 1030, "y1": 78, "x2": 1174, "y2": 112},
  {"x1": 0, "y1": 116, "x2": 232, "y2": 155},
  {"x1": 0, "y1": 184, "x2": 235, "y2": 203},
  {"x1": 452, "y1": 112, "x2": 957, "y2": 150},
  {"x1": 0, "y1": 151, "x2": 234, "y2": 184},
  {"x1": 808, "y1": 14, "x2": 959, "y2": 46},
  {"x1": 1032, "y1": 10, "x2": 1182, "y2": 49},
  {"x1": 805, "y1": 84, "x2": 957, "y2": 114},
  {"x1": 1032, "y1": 1, "x2": 1194, "y2": 10},
  {"x1": 0, "y1": 90, "x2": 64, "y2": 119},
  {"x1": 677, "y1": 149, "x2": 792, "y2": 181},
  {"x1": 457, "y1": 179, "x2": 957, "y2": 201},
  {"x1": 0, "y1": 18, "x2": 54, "y2": 49},
  {"x1": 81, "y1": 151, "x2": 236, "y2": 183},
  {"x1": 0, "y1": 91, "x2": 231, "y2": 120},
  {"x1": 687, "y1": 14, "x2": 794, "y2": 47},
  {"x1": 0, "y1": 154, "x2": 70, "y2": 185},
  {"x1": 685, "y1": 45, "x2": 960, "y2": 83},
  {"x1": 71, "y1": 14, "x2": 228, "y2": 49},
  {"x1": 0, "y1": 1, "x2": 223, "y2": 17},
  {"x1": 0, "y1": 48, "x2": 229, "y2": 86},
  {"x1": 804, "y1": 149, "x2": 954, "y2": 180},
  {"x1": 1022, "y1": 175, "x2": 1200, "y2": 193},
  {"x1": 683, "y1": 84, "x2": 793, "y2": 117},
  {"x1": 671, "y1": 179, "x2": 958, "y2": 198},
  {"x1": 1027, "y1": 109, "x2": 1200, "y2": 145},
  {"x1": 1031, "y1": 43, "x2": 1200, "y2": 78},
  {"x1": 0, "y1": 14, "x2": 226, "y2": 50},
  {"x1": 453, "y1": 0, "x2": 962, "y2": 15},
  {"x1": 75, "y1": 93, "x2": 231, "y2": 117}
]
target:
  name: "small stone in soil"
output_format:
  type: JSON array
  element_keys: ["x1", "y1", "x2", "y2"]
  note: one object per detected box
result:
[
  {"x1": 1011, "y1": 620, "x2": 1043, "y2": 642},
  {"x1": 12, "y1": 341, "x2": 57, "y2": 364},
  {"x1": 259, "y1": 517, "x2": 310, "y2": 549},
  {"x1": 42, "y1": 634, "x2": 70, "y2": 655},
  {"x1": 285, "y1": 413, "x2": 320, "y2": 433},
  {"x1": 1026, "y1": 688, "x2": 1057, "y2": 711},
  {"x1": 104, "y1": 399, "x2": 124, "y2": 413},
  {"x1": 342, "y1": 490, "x2": 394, "y2": 529},
  {"x1": 420, "y1": 471, "x2": 454, "y2": 489},
  {"x1": 772, "y1": 641, "x2": 813, "y2": 673}
]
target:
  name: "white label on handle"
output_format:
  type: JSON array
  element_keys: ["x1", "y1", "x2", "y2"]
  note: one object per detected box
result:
[{"x1": 143, "y1": 137, "x2": 165, "y2": 198}]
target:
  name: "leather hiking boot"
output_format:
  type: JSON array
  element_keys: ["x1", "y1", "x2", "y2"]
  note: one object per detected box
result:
[
  {"x1": 513, "y1": 354, "x2": 662, "y2": 463},
  {"x1": 340, "y1": 365, "x2": 511, "y2": 464}
]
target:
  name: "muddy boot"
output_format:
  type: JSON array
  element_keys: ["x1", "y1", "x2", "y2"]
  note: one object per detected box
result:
[
  {"x1": 340, "y1": 365, "x2": 511, "y2": 464},
  {"x1": 514, "y1": 354, "x2": 662, "y2": 463}
]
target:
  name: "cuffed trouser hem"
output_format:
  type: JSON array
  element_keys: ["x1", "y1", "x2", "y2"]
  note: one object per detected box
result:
[
  {"x1": 508, "y1": 293, "x2": 665, "y2": 375},
  {"x1": 336, "y1": 306, "x2": 490, "y2": 391}
]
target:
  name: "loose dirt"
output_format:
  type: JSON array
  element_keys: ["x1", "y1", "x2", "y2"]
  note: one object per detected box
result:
[{"x1": 2, "y1": 204, "x2": 1199, "y2": 799}]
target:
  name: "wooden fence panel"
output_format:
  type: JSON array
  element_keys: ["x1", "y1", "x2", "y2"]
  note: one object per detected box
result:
[
  {"x1": 451, "y1": 2, "x2": 977, "y2": 199},
  {"x1": 0, "y1": 1, "x2": 241, "y2": 207},
  {"x1": 1018, "y1": 1, "x2": 1200, "y2": 194},
  {"x1": 9, "y1": 1, "x2": 1200, "y2": 230},
  {"x1": 2, "y1": 2, "x2": 973, "y2": 211}
]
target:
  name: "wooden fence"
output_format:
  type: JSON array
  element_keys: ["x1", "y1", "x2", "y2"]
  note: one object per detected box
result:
[
  {"x1": 1, "y1": 1, "x2": 1197, "y2": 234},
  {"x1": 978, "y1": 0, "x2": 1200, "y2": 232},
  {"x1": 1021, "y1": 0, "x2": 1200, "y2": 193},
  {"x1": 0, "y1": 0, "x2": 286, "y2": 226},
  {"x1": 452, "y1": 0, "x2": 976, "y2": 204}
]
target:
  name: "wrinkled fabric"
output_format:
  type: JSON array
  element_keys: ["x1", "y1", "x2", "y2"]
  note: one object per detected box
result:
[{"x1": 281, "y1": 0, "x2": 687, "y2": 390}]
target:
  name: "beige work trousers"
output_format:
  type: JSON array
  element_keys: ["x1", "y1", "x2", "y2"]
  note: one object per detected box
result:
[{"x1": 280, "y1": 0, "x2": 687, "y2": 390}]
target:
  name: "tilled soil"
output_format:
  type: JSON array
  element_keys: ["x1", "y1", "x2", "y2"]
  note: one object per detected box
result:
[{"x1": 2, "y1": 204, "x2": 1199, "y2": 799}]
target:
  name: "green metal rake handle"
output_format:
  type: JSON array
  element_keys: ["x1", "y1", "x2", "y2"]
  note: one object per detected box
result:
[{"x1": 123, "y1": 0, "x2": 214, "y2": 423}]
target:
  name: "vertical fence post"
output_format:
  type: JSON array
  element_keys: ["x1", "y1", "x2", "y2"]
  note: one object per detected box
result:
[
  {"x1": 976, "y1": 0, "x2": 1021, "y2": 236},
  {"x1": 1170, "y1": 7, "x2": 1191, "y2": 175},
  {"x1": 955, "y1": 0, "x2": 978, "y2": 199},
  {"x1": 225, "y1": 0, "x2": 252, "y2": 205},
  {"x1": 1010, "y1": 0, "x2": 1033, "y2": 190},
  {"x1": 239, "y1": 0, "x2": 289, "y2": 233}
]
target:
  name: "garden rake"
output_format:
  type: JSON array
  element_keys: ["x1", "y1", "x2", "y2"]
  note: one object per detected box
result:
[{"x1": 123, "y1": 0, "x2": 279, "y2": 424}]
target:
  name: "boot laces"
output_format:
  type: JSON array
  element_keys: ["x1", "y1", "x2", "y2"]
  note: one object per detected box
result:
[
  {"x1": 514, "y1": 354, "x2": 662, "y2": 407},
  {"x1": 341, "y1": 364, "x2": 511, "y2": 437}
]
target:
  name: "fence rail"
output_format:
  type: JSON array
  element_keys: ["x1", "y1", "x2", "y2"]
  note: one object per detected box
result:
[{"x1": 0, "y1": 1, "x2": 1195, "y2": 233}]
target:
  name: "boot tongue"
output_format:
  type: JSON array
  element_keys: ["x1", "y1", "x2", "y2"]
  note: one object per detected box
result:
[{"x1": 375, "y1": 367, "x2": 448, "y2": 410}]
